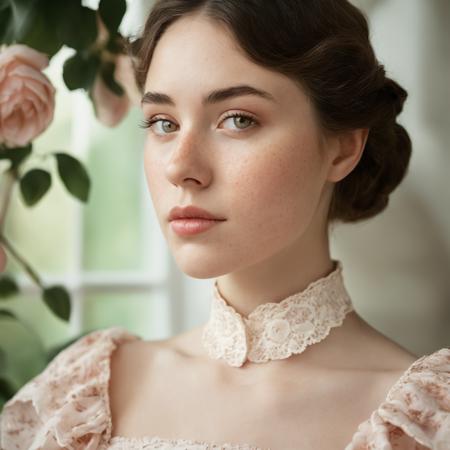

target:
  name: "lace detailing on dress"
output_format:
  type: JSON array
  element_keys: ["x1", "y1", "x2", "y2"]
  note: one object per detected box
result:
[
  {"x1": 1, "y1": 323, "x2": 449, "y2": 449},
  {"x1": 0, "y1": 326, "x2": 267, "y2": 450},
  {"x1": 345, "y1": 347, "x2": 450, "y2": 450},
  {"x1": 0, "y1": 326, "x2": 139, "y2": 450},
  {"x1": 108, "y1": 435, "x2": 265, "y2": 449},
  {"x1": 201, "y1": 259, "x2": 354, "y2": 367}
]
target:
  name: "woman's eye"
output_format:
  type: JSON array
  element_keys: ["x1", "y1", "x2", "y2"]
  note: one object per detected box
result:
[
  {"x1": 138, "y1": 112, "x2": 257, "y2": 135},
  {"x1": 221, "y1": 113, "x2": 257, "y2": 131},
  {"x1": 139, "y1": 117, "x2": 177, "y2": 135}
]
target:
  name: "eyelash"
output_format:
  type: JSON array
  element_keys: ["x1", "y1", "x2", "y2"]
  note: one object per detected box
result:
[{"x1": 138, "y1": 112, "x2": 258, "y2": 134}]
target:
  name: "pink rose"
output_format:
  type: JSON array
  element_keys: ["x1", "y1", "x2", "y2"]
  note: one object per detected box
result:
[
  {"x1": 90, "y1": 53, "x2": 141, "y2": 127},
  {"x1": 0, "y1": 44, "x2": 56, "y2": 148},
  {"x1": 0, "y1": 245, "x2": 6, "y2": 272}
]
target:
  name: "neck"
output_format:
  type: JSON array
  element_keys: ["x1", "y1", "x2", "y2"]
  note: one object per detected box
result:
[{"x1": 215, "y1": 235, "x2": 333, "y2": 318}]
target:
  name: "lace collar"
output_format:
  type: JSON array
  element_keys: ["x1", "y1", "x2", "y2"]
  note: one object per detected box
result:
[{"x1": 201, "y1": 259, "x2": 354, "y2": 367}]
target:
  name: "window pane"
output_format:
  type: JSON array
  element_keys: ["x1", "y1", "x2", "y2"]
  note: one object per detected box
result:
[
  {"x1": 82, "y1": 107, "x2": 147, "y2": 271},
  {"x1": 82, "y1": 289, "x2": 171, "y2": 340}
]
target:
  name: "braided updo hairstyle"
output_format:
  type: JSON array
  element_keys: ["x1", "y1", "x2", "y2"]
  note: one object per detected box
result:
[{"x1": 126, "y1": 0, "x2": 412, "y2": 225}]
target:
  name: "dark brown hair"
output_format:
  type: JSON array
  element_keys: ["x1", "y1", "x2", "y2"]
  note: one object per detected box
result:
[{"x1": 126, "y1": 0, "x2": 412, "y2": 224}]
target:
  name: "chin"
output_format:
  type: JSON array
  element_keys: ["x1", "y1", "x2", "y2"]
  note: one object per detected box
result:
[
  {"x1": 177, "y1": 263, "x2": 223, "y2": 280},
  {"x1": 172, "y1": 248, "x2": 233, "y2": 279}
]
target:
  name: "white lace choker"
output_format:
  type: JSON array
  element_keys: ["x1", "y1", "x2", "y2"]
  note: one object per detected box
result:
[{"x1": 201, "y1": 260, "x2": 354, "y2": 367}]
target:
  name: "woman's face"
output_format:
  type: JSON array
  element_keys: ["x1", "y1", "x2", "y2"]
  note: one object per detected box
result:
[{"x1": 141, "y1": 14, "x2": 340, "y2": 279}]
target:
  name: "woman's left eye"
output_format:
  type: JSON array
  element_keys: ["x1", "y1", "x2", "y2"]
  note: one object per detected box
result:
[{"x1": 221, "y1": 112, "x2": 258, "y2": 131}]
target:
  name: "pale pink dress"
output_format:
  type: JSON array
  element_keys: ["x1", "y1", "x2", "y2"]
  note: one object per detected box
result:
[{"x1": 0, "y1": 326, "x2": 449, "y2": 450}]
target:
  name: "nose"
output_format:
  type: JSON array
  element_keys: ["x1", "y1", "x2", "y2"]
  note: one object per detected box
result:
[{"x1": 165, "y1": 131, "x2": 212, "y2": 189}]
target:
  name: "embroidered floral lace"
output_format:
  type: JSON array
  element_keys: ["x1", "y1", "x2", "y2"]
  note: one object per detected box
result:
[{"x1": 201, "y1": 260, "x2": 354, "y2": 367}]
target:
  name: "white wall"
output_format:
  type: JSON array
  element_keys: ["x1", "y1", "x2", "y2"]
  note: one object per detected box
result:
[{"x1": 333, "y1": 0, "x2": 450, "y2": 355}]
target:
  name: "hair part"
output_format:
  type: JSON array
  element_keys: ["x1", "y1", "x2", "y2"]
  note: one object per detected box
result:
[{"x1": 126, "y1": 0, "x2": 412, "y2": 224}]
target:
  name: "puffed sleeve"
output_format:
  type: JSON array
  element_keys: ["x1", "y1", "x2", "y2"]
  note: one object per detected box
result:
[
  {"x1": 346, "y1": 347, "x2": 450, "y2": 450},
  {"x1": 0, "y1": 326, "x2": 139, "y2": 450}
]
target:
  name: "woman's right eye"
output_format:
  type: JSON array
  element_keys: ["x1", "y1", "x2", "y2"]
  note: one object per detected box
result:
[{"x1": 139, "y1": 117, "x2": 178, "y2": 135}]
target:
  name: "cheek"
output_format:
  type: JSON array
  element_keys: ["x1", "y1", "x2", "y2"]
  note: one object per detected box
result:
[
  {"x1": 225, "y1": 135, "x2": 324, "y2": 245},
  {"x1": 143, "y1": 146, "x2": 166, "y2": 218}
]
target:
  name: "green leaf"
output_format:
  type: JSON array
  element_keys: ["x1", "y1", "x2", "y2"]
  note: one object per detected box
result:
[
  {"x1": 0, "y1": 143, "x2": 32, "y2": 171},
  {"x1": 100, "y1": 60, "x2": 124, "y2": 96},
  {"x1": 42, "y1": 285, "x2": 71, "y2": 321},
  {"x1": 0, "y1": 0, "x2": 39, "y2": 44},
  {"x1": 18, "y1": 6, "x2": 63, "y2": 57},
  {"x1": 0, "y1": 347, "x2": 6, "y2": 372},
  {"x1": 53, "y1": 152, "x2": 90, "y2": 202},
  {"x1": 62, "y1": 51, "x2": 101, "y2": 91},
  {"x1": 0, "y1": 309, "x2": 17, "y2": 319},
  {"x1": 19, "y1": 168, "x2": 51, "y2": 207},
  {"x1": 98, "y1": 0, "x2": 126, "y2": 34},
  {"x1": 0, "y1": 5, "x2": 13, "y2": 43},
  {"x1": 0, "y1": 275, "x2": 19, "y2": 298},
  {"x1": 0, "y1": 376, "x2": 16, "y2": 402},
  {"x1": 56, "y1": 3, "x2": 97, "y2": 51}
]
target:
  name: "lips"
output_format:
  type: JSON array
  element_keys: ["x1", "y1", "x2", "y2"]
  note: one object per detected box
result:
[
  {"x1": 170, "y1": 218, "x2": 223, "y2": 236},
  {"x1": 168, "y1": 205, "x2": 226, "y2": 221}
]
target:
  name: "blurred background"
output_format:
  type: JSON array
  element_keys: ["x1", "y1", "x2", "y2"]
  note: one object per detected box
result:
[{"x1": 0, "y1": 0, "x2": 449, "y2": 394}]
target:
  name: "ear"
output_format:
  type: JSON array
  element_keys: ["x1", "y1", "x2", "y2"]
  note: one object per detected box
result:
[{"x1": 326, "y1": 128, "x2": 369, "y2": 182}]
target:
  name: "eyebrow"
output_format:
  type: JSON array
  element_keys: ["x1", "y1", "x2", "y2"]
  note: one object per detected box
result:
[{"x1": 140, "y1": 84, "x2": 277, "y2": 107}]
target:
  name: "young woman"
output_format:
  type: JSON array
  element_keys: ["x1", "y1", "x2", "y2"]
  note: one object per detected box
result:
[{"x1": 1, "y1": 1, "x2": 448, "y2": 449}]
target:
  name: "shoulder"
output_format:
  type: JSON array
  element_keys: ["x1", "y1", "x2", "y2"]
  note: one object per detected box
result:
[
  {"x1": 346, "y1": 347, "x2": 450, "y2": 450},
  {"x1": 108, "y1": 332, "x2": 165, "y2": 414},
  {"x1": 108, "y1": 332, "x2": 182, "y2": 436},
  {"x1": 0, "y1": 326, "x2": 140, "y2": 450},
  {"x1": 343, "y1": 312, "x2": 420, "y2": 370}
]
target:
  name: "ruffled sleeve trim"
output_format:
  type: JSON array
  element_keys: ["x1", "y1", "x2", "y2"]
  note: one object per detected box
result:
[
  {"x1": 0, "y1": 326, "x2": 140, "y2": 450},
  {"x1": 346, "y1": 347, "x2": 450, "y2": 450}
]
